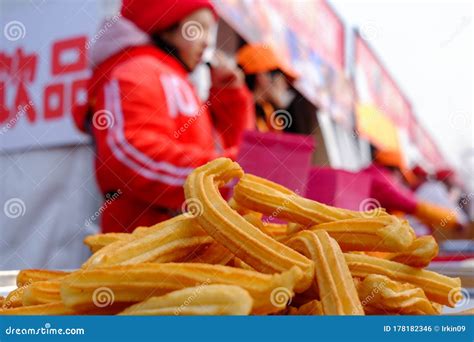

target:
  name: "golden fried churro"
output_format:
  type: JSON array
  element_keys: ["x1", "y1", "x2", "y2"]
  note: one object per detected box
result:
[
  {"x1": 187, "y1": 243, "x2": 234, "y2": 265},
  {"x1": 22, "y1": 279, "x2": 62, "y2": 306},
  {"x1": 82, "y1": 215, "x2": 213, "y2": 269},
  {"x1": 287, "y1": 300, "x2": 323, "y2": 315},
  {"x1": 0, "y1": 297, "x2": 4, "y2": 307},
  {"x1": 61, "y1": 263, "x2": 302, "y2": 315},
  {"x1": 230, "y1": 258, "x2": 255, "y2": 271},
  {"x1": 183, "y1": 158, "x2": 314, "y2": 292},
  {"x1": 263, "y1": 222, "x2": 289, "y2": 241},
  {"x1": 287, "y1": 230, "x2": 364, "y2": 315},
  {"x1": 309, "y1": 216, "x2": 415, "y2": 252},
  {"x1": 345, "y1": 253, "x2": 461, "y2": 306},
  {"x1": 16, "y1": 269, "x2": 69, "y2": 287},
  {"x1": 287, "y1": 222, "x2": 304, "y2": 235},
  {"x1": 84, "y1": 233, "x2": 132, "y2": 253},
  {"x1": 234, "y1": 173, "x2": 387, "y2": 226},
  {"x1": 243, "y1": 212, "x2": 289, "y2": 241},
  {"x1": 0, "y1": 302, "x2": 76, "y2": 315},
  {"x1": 3, "y1": 287, "x2": 25, "y2": 308},
  {"x1": 357, "y1": 274, "x2": 441, "y2": 315},
  {"x1": 8, "y1": 272, "x2": 68, "y2": 309},
  {"x1": 386, "y1": 236, "x2": 439, "y2": 267},
  {"x1": 119, "y1": 285, "x2": 253, "y2": 316}
]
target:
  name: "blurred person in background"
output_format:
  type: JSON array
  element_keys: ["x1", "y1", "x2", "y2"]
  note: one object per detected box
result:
[
  {"x1": 73, "y1": 0, "x2": 254, "y2": 233},
  {"x1": 236, "y1": 43, "x2": 296, "y2": 132},
  {"x1": 414, "y1": 167, "x2": 468, "y2": 229},
  {"x1": 361, "y1": 149, "x2": 461, "y2": 233}
]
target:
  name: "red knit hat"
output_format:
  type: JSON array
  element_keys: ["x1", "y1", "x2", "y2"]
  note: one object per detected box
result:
[
  {"x1": 412, "y1": 165, "x2": 428, "y2": 179},
  {"x1": 121, "y1": 0, "x2": 216, "y2": 34},
  {"x1": 435, "y1": 168, "x2": 454, "y2": 181}
]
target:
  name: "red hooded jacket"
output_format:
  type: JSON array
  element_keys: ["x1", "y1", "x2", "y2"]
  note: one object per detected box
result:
[{"x1": 74, "y1": 43, "x2": 254, "y2": 232}]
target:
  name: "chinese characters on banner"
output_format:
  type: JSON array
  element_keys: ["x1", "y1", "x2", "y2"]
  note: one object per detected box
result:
[{"x1": 0, "y1": 1, "x2": 100, "y2": 151}]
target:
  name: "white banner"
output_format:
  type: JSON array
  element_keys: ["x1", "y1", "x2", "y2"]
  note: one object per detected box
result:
[{"x1": 0, "y1": 0, "x2": 102, "y2": 152}]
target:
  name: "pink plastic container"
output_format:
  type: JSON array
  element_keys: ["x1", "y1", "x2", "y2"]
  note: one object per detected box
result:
[
  {"x1": 237, "y1": 131, "x2": 315, "y2": 194},
  {"x1": 305, "y1": 167, "x2": 373, "y2": 210}
]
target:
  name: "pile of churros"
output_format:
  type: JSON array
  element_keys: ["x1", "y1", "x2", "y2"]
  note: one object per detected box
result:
[{"x1": 1, "y1": 158, "x2": 471, "y2": 316}]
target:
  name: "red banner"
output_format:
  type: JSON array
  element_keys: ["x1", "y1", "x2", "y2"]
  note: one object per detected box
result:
[
  {"x1": 354, "y1": 34, "x2": 412, "y2": 130},
  {"x1": 269, "y1": 0, "x2": 345, "y2": 71},
  {"x1": 214, "y1": 0, "x2": 352, "y2": 128}
]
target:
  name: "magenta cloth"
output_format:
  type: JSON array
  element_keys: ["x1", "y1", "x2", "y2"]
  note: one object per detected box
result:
[
  {"x1": 305, "y1": 167, "x2": 372, "y2": 210},
  {"x1": 361, "y1": 164, "x2": 418, "y2": 214},
  {"x1": 236, "y1": 131, "x2": 314, "y2": 194}
]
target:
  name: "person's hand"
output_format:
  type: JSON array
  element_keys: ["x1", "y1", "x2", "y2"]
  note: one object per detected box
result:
[{"x1": 209, "y1": 50, "x2": 244, "y2": 88}]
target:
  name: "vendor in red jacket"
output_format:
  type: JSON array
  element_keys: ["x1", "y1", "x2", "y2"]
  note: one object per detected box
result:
[
  {"x1": 74, "y1": 0, "x2": 254, "y2": 232},
  {"x1": 362, "y1": 150, "x2": 460, "y2": 230}
]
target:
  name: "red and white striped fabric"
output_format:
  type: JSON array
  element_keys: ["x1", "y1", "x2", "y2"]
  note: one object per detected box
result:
[{"x1": 74, "y1": 25, "x2": 254, "y2": 232}]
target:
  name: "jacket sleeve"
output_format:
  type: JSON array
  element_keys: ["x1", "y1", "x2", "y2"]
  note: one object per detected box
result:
[
  {"x1": 370, "y1": 177, "x2": 418, "y2": 214},
  {"x1": 93, "y1": 61, "x2": 223, "y2": 210},
  {"x1": 209, "y1": 85, "x2": 255, "y2": 149}
]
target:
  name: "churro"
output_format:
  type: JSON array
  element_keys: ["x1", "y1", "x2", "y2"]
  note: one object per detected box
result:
[
  {"x1": 22, "y1": 279, "x2": 62, "y2": 306},
  {"x1": 386, "y1": 236, "x2": 438, "y2": 267},
  {"x1": 3, "y1": 287, "x2": 25, "y2": 308},
  {"x1": 0, "y1": 302, "x2": 76, "y2": 315},
  {"x1": 357, "y1": 274, "x2": 441, "y2": 315},
  {"x1": 187, "y1": 243, "x2": 234, "y2": 265},
  {"x1": 61, "y1": 263, "x2": 302, "y2": 315},
  {"x1": 309, "y1": 216, "x2": 415, "y2": 252},
  {"x1": 82, "y1": 215, "x2": 213, "y2": 268},
  {"x1": 183, "y1": 158, "x2": 314, "y2": 292},
  {"x1": 287, "y1": 300, "x2": 323, "y2": 315},
  {"x1": 287, "y1": 230, "x2": 364, "y2": 315},
  {"x1": 84, "y1": 233, "x2": 132, "y2": 253},
  {"x1": 234, "y1": 173, "x2": 387, "y2": 226},
  {"x1": 345, "y1": 253, "x2": 461, "y2": 306},
  {"x1": 230, "y1": 257, "x2": 255, "y2": 271},
  {"x1": 118, "y1": 285, "x2": 253, "y2": 315},
  {"x1": 16, "y1": 269, "x2": 69, "y2": 287}
]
